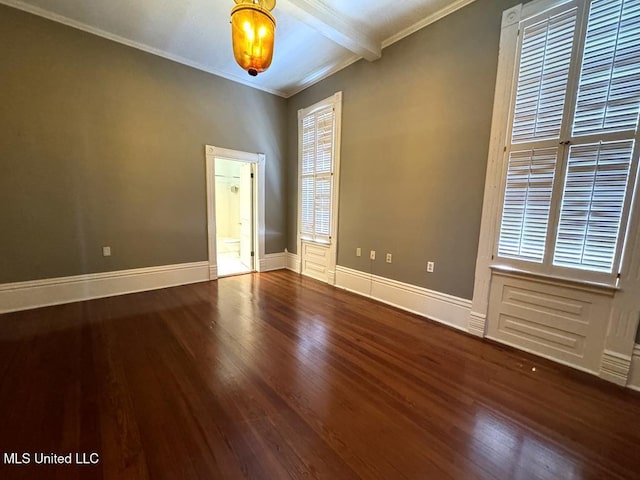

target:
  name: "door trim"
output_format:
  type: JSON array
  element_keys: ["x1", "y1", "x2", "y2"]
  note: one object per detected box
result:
[
  {"x1": 205, "y1": 145, "x2": 265, "y2": 280},
  {"x1": 296, "y1": 91, "x2": 342, "y2": 285}
]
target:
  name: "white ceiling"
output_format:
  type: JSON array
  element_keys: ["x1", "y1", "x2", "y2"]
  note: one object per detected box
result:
[{"x1": 2, "y1": 0, "x2": 476, "y2": 97}]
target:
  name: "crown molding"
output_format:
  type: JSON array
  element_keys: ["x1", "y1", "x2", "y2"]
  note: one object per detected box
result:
[{"x1": 382, "y1": 0, "x2": 478, "y2": 48}]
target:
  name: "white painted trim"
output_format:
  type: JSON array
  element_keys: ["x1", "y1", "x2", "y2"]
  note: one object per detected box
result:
[
  {"x1": 335, "y1": 266, "x2": 471, "y2": 333},
  {"x1": 600, "y1": 349, "x2": 633, "y2": 386},
  {"x1": 205, "y1": 146, "x2": 266, "y2": 281},
  {"x1": 468, "y1": 311, "x2": 487, "y2": 337},
  {"x1": 286, "y1": 54, "x2": 361, "y2": 98},
  {"x1": 285, "y1": 251, "x2": 301, "y2": 273},
  {"x1": 468, "y1": 4, "x2": 522, "y2": 338},
  {"x1": 259, "y1": 253, "x2": 286, "y2": 272},
  {"x1": 297, "y1": 92, "x2": 342, "y2": 286},
  {"x1": 629, "y1": 344, "x2": 640, "y2": 392},
  {"x1": 382, "y1": 0, "x2": 479, "y2": 48},
  {"x1": 0, "y1": 262, "x2": 209, "y2": 314},
  {"x1": 0, "y1": 0, "x2": 287, "y2": 98}
]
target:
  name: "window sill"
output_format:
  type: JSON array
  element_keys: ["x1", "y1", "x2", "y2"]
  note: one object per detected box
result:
[{"x1": 489, "y1": 264, "x2": 619, "y2": 296}]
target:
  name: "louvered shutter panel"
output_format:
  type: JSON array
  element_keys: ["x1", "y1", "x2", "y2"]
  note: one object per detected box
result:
[
  {"x1": 552, "y1": 0, "x2": 640, "y2": 274},
  {"x1": 511, "y1": 8, "x2": 577, "y2": 143},
  {"x1": 300, "y1": 105, "x2": 335, "y2": 242},
  {"x1": 498, "y1": 148, "x2": 558, "y2": 262},
  {"x1": 554, "y1": 141, "x2": 634, "y2": 271},
  {"x1": 301, "y1": 113, "x2": 316, "y2": 238},
  {"x1": 572, "y1": 0, "x2": 640, "y2": 135},
  {"x1": 498, "y1": 7, "x2": 577, "y2": 263},
  {"x1": 301, "y1": 176, "x2": 314, "y2": 236}
]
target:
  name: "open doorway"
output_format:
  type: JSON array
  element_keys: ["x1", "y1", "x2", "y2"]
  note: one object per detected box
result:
[
  {"x1": 214, "y1": 158, "x2": 254, "y2": 277},
  {"x1": 205, "y1": 145, "x2": 265, "y2": 281}
]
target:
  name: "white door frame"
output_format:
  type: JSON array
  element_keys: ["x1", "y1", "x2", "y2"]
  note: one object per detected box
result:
[
  {"x1": 296, "y1": 92, "x2": 342, "y2": 285},
  {"x1": 205, "y1": 145, "x2": 265, "y2": 280}
]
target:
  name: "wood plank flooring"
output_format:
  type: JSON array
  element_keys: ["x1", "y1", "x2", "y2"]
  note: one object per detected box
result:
[{"x1": 0, "y1": 270, "x2": 638, "y2": 479}]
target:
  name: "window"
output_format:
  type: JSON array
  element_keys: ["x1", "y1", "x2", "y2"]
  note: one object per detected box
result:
[
  {"x1": 298, "y1": 93, "x2": 341, "y2": 243},
  {"x1": 497, "y1": 0, "x2": 640, "y2": 283}
]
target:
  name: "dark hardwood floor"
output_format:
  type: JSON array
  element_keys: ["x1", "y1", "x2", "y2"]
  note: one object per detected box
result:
[{"x1": 0, "y1": 270, "x2": 638, "y2": 479}]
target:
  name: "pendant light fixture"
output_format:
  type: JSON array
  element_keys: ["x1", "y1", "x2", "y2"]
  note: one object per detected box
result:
[{"x1": 230, "y1": 0, "x2": 276, "y2": 76}]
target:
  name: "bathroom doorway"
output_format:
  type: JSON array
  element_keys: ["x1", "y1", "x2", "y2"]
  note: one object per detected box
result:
[
  {"x1": 214, "y1": 158, "x2": 254, "y2": 277},
  {"x1": 205, "y1": 145, "x2": 265, "y2": 281}
]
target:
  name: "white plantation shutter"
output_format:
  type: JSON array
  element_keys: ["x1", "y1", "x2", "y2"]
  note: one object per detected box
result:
[
  {"x1": 555, "y1": 0, "x2": 640, "y2": 274},
  {"x1": 511, "y1": 8, "x2": 577, "y2": 143},
  {"x1": 498, "y1": 6, "x2": 577, "y2": 263},
  {"x1": 554, "y1": 140, "x2": 634, "y2": 271},
  {"x1": 499, "y1": 148, "x2": 558, "y2": 262},
  {"x1": 300, "y1": 105, "x2": 335, "y2": 243},
  {"x1": 496, "y1": 0, "x2": 640, "y2": 281},
  {"x1": 573, "y1": 0, "x2": 640, "y2": 135}
]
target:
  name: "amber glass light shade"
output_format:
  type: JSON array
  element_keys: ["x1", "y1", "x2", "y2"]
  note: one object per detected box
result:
[{"x1": 231, "y1": 3, "x2": 276, "y2": 76}]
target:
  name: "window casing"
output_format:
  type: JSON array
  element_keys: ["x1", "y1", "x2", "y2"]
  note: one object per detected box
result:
[
  {"x1": 496, "y1": 0, "x2": 640, "y2": 285},
  {"x1": 298, "y1": 95, "x2": 340, "y2": 244}
]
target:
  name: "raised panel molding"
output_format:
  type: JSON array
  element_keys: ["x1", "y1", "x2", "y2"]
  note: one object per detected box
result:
[
  {"x1": 335, "y1": 266, "x2": 471, "y2": 332},
  {"x1": 0, "y1": 262, "x2": 210, "y2": 314},
  {"x1": 301, "y1": 242, "x2": 331, "y2": 283},
  {"x1": 487, "y1": 272, "x2": 612, "y2": 374}
]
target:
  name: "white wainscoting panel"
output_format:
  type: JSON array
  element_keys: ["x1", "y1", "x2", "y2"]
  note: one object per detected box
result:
[
  {"x1": 301, "y1": 241, "x2": 330, "y2": 282},
  {"x1": 258, "y1": 253, "x2": 286, "y2": 272},
  {"x1": 486, "y1": 272, "x2": 613, "y2": 374},
  {"x1": 629, "y1": 344, "x2": 640, "y2": 392},
  {"x1": 0, "y1": 261, "x2": 210, "y2": 314},
  {"x1": 335, "y1": 266, "x2": 471, "y2": 332}
]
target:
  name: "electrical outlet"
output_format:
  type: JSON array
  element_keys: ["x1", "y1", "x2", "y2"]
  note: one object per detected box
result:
[
  {"x1": 356, "y1": 247, "x2": 362, "y2": 257},
  {"x1": 386, "y1": 253, "x2": 392, "y2": 263},
  {"x1": 370, "y1": 250, "x2": 376, "y2": 260},
  {"x1": 102, "y1": 246, "x2": 112, "y2": 257},
  {"x1": 427, "y1": 261, "x2": 434, "y2": 273}
]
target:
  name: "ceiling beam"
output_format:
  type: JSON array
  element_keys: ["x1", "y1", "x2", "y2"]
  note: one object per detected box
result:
[{"x1": 277, "y1": 0, "x2": 381, "y2": 61}]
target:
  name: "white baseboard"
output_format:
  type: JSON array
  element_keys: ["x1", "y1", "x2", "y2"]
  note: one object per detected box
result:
[
  {"x1": 285, "y1": 251, "x2": 300, "y2": 273},
  {"x1": 259, "y1": 253, "x2": 286, "y2": 272},
  {"x1": 629, "y1": 344, "x2": 640, "y2": 392},
  {"x1": 600, "y1": 349, "x2": 633, "y2": 386},
  {"x1": 335, "y1": 265, "x2": 471, "y2": 332},
  {"x1": 468, "y1": 311, "x2": 487, "y2": 337},
  {"x1": 0, "y1": 261, "x2": 210, "y2": 314}
]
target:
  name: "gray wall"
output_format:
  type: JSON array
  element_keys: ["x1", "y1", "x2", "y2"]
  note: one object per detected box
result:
[
  {"x1": 287, "y1": 0, "x2": 521, "y2": 300},
  {"x1": 0, "y1": 5, "x2": 287, "y2": 283}
]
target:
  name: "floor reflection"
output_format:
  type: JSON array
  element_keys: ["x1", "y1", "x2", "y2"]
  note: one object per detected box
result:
[{"x1": 470, "y1": 410, "x2": 582, "y2": 479}]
